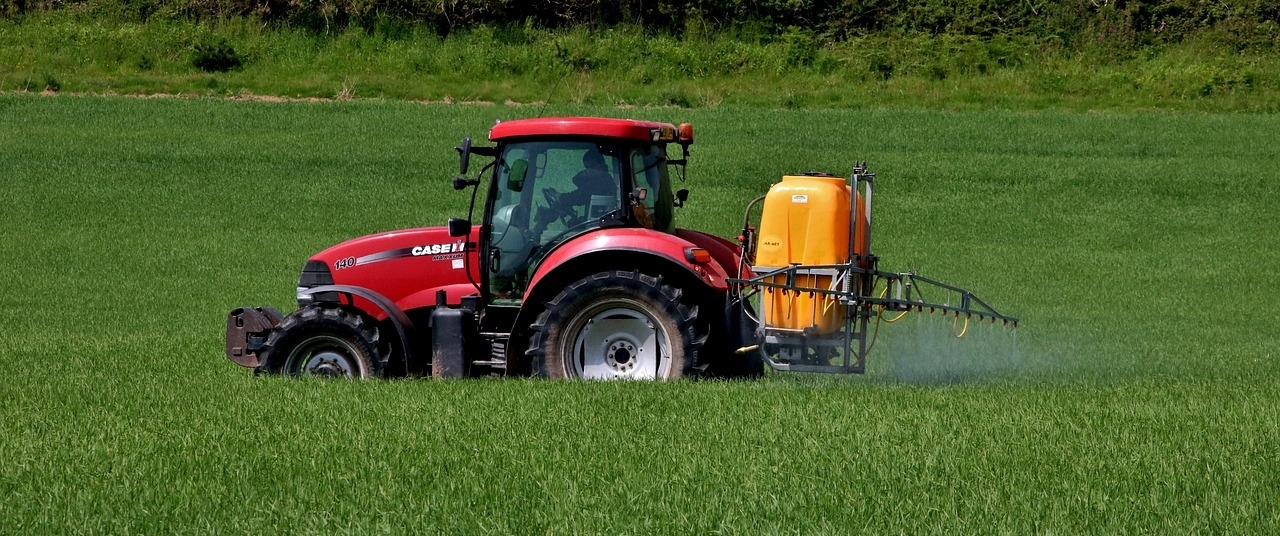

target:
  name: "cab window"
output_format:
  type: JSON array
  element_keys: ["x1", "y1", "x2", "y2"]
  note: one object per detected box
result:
[{"x1": 629, "y1": 144, "x2": 675, "y2": 232}]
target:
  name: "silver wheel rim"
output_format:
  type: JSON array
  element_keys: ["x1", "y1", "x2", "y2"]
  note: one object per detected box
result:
[
  {"x1": 564, "y1": 299, "x2": 672, "y2": 380},
  {"x1": 285, "y1": 335, "x2": 364, "y2": 378}
]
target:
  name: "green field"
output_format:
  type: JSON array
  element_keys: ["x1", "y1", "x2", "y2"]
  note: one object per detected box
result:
[{"x1": 2, "y1": 94, "x2": 1278, "y2": 533}]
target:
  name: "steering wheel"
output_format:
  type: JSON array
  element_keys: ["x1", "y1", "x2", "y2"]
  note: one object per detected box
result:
[
  {"x1": 540, "y1": 188, "x2": 577, "y2": 226},
  {"x1": 541, "y1": 187, "x2": 561, "y2": 208}
]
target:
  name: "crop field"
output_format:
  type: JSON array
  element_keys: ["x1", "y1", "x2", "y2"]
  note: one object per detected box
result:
[{"x1": 2, "y1": 94, "x2": 1278, "y2": 533}]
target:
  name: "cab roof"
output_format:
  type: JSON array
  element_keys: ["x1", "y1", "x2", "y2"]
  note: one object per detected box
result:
[{"x1": 488, "y1": 117, "x2": 678, "y2": 143}]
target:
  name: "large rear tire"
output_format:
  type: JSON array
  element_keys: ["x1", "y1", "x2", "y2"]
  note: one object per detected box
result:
[
  {"x1": 260, "y1": 305, "x2": 380, "y2": 379},
  {"x1": 528, "y1": 270, "x2": 703, "y2": 380}
]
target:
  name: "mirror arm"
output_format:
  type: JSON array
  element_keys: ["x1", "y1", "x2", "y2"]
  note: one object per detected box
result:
[{"x1": 456, "y1": 138, "x2": 473, "y2": 175}]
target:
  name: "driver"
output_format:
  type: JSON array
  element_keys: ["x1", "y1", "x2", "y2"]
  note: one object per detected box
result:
[
  {"x1": 533, "y1": 148, "x2": 622, "y2": 240},
  {"x1": 568, "y1": 149, "x2": 619, "y2": 213}
]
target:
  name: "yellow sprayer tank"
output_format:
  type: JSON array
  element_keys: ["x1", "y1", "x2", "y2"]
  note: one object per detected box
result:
[{"x1": 756, "y1": 174, "x2": 868, "y2": 334}]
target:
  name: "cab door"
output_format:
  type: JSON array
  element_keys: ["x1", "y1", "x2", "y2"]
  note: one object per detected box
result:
[{"x1": 484, "y1": 140, "x2": 623, "y2": 304}]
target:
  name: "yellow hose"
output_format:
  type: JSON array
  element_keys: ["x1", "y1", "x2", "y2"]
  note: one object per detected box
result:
[
  {"x1": 953, "y1": 314, "x2": 969, "y2": 338},
  {"x1": 821, "y1": 277, "x2": 836, "y2": 316},
  {"x1": 878, "y1": 284, "x2": 909, "y2": 323}
]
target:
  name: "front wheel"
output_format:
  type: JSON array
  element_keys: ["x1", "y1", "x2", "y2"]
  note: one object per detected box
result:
[
  {"x1": 260, "y1": 305, "x2": 381, "y2": 378},
  {"x1": 528, "y1": 271, "x2": 704, "y2": 380}
]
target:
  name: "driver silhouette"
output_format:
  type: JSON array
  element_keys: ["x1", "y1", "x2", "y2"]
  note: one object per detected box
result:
[
  {"x1": 566, "y1": 149, "x2": 620, "y2": 220},
  {"x1": 571, "y1": 150, "x2": 616, "y2": 198}
]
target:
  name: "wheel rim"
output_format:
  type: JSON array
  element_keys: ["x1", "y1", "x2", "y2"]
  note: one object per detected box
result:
[
  {"x1": 563, "y1": 299, "x2": 672, "y2": 380},
  {"x1": 284, "y1": 335, "x2": 365, "y2": 378}
]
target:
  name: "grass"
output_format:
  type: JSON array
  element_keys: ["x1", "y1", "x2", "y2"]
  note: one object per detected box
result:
[
  {"x1": 2, "y1": 94, "x2": 1279, "y2": 533},
  {"x1": 3, "y1": 13, "x2": 1280, "y2": 112}
]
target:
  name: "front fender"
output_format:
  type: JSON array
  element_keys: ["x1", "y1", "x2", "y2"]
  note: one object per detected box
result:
[{"x1": 302, "y1": 284, "x2": 420, "y2": 372}]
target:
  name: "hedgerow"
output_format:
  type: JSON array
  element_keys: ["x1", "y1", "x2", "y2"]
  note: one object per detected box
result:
[{"x1": 3, "y1": 0, "x2": 1278, "y2": 51}]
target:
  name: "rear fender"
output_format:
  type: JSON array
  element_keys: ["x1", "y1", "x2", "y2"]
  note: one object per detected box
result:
[
  {"x1": 505, "y1": 229, "x2": 733, "y2": 371},
  {"x1": 527, "y1": 228, "x2": 731, "y2": 293},
  {"x1": 674, "y1": 228, "x2": 753, "y2": 280}
]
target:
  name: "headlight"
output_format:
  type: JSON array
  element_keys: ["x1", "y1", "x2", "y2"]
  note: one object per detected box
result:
[{"x1": 297, "y1": 260, "x2": 334, "y2": 307}]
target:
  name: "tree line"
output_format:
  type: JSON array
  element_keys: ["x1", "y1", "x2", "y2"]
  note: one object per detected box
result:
[{"x1": 6, "y1": 0, "x2": 1279, "y2": 49}]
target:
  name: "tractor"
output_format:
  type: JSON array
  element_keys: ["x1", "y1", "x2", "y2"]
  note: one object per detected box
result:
[{"x1": 225, "y1": 117, "x2": 1017, "y2": 380}]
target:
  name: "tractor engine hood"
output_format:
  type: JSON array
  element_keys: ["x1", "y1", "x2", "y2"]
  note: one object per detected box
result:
[{"x1": 304, "y1": 226, "x2": 481, "y2": 307}]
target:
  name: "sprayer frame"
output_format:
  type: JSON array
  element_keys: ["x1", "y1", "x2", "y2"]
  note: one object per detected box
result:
[{"x1": 730, "y1": 163, "x2": 1019, "y2": 375}]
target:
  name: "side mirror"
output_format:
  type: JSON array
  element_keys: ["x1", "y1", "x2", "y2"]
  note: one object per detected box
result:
[
  {"x1": 675, "y1": 189, "x2": 689, "y2": 208},
  {"x1": 447, "y1": 218, "x2": 472, "y2": 237},
  {"x1": 631, "y1": 187, "x2": 648, "y2": 201},
  {"x1": 456, "y1": 137, "x2": 472, "y2": 175},
  {"x1": 507, "y1": 159, "x2": 528, "y2": 193},
  {"x1": 452, "y1": 176, "x2": 478, "y2": 190}
]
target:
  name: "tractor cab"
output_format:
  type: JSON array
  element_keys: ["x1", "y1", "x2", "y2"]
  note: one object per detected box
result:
[{"x1": 456, "y1": 118, "x2": 692, "y2": 303}]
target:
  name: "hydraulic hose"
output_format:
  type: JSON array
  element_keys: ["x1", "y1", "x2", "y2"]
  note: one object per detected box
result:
[
  {"x1": 953, "y1": 314, "x2": 969, "y2": 338},
  {"x1": 878, "y1": 283, "x2": 909, "y2": 323}
]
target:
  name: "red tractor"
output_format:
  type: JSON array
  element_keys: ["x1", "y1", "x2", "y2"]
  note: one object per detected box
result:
[
  {"x1": 226, "y1": 117, "x2": 1017, "y2": 380},
  {"x1": 227, "y1": 117, "x2": 762, "y2": 379}
]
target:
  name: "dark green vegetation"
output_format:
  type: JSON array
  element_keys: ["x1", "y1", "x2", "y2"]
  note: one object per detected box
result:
[
  {"x1": 3, "y1": 0, "x2": 1280, "y2": 111},
  {"x1": 7, "y1": 0, "x2": 1280, "y2": 43},
  {"x1": 3, "y1": 95, "x2": 1279, "y2": 532}
]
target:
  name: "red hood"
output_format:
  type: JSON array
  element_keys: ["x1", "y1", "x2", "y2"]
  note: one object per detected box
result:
[{"x1": 310, "y1": 226, "x2": 481, "y2": 308}]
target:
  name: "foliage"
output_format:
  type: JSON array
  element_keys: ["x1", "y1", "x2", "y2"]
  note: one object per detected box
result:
[
  {"x1": 192, "y1": 36, "x2": 242, "y2": 71},
  {"x1": 2, "y1": 0, "x2": 1278, "y2": 51}
]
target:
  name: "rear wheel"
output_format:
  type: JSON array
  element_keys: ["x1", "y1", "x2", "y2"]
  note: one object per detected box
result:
[
  {"x1": 260, "y1": 305, "x2": 380, "y2": 378},
  {"x1": 528, "y1": 271, "x2": 703, "y2": 380}
]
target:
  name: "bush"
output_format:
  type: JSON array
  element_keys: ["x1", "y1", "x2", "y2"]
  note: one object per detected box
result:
[
  {"x1": 192, "y1": 37, "x2": 242, "y2": 72},
  {"x1": 2, "y1": 0, "x2": 1278, "y2": 53}
]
